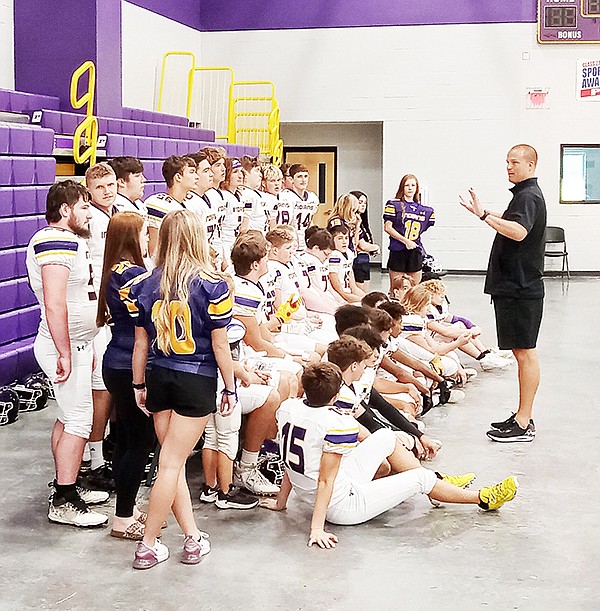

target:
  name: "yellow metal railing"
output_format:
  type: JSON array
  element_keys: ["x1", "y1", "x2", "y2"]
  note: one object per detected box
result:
[
  {"x1": 230, "y1": 81, "x2": 278, "y2": 155},
  {"x1": 188, "y1": 66, "x2": 234, "y2": 141},
  {"x1": 157, "y1": 51, "x2": 196, "y2": 116},
  {"x1": 158, "y1": 52, "x2": 283, "y2": 163},
  {"x1": 70, "y1": 60, "x2": 98, "y2": 166}
]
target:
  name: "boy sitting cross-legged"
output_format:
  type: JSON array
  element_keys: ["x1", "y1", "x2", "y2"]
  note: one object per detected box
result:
[{"x1": 264, "y1": 362, "x2": 519, "y2": 548}]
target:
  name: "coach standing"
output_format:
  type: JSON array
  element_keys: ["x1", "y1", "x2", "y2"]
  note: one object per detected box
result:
[{"x1": 460, "y1": 144, "x2": 546, "y2": 443}]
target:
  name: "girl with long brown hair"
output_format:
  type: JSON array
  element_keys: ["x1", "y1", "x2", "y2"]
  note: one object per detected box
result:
[
  {"x1": 383, "y1": 174, "x2": 435, "y2": 288},
  {"x1": 130, "y1": 209, "x2": 236, "y2": 570},
  {"x1": 97, "y1": 211, "x2": 154, "y2": 540}
]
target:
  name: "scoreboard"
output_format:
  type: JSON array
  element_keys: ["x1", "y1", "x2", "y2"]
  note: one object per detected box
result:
[{"x1": 538, "y1": 0, "x2": 600, "y2": 43}]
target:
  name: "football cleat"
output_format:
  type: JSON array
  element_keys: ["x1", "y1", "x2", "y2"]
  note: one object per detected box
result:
[
  {"x1": 479, "y1": 476, "x2": 518, "y2": 510},
  {"x1": 440, "y1": 472, "x2": 476, "y2": 488}
]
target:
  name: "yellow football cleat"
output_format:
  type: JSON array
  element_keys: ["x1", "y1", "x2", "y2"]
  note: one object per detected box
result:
[{"x1": 479, "y1": 476, "x2": 519, "y2": 510}]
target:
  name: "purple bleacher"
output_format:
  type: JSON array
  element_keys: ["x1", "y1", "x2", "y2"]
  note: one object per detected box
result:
[
  {"x1": 0, "y1": 248, "x2": 27, "y2": 281},
  {"x1": 0, "y1": 157, "x2": 55, "y2": 186},
  {"x1": 0, "y1": 337, "x2": 38, "y2": 386},
  {"x1": 142, "y1": 182, "x2": 165, "y2": 198},
  {"x1": 0, "y1": 278, "x2": 36, "y2": 314},
  {"x1": 0, "y1": 215, "x2": 45, "y2": 249},
  {"x1": 123, "y1": 107, "x2": 189, "y2": 127},
  {"x1": 0, "y1": 186, "x2": 48, "y2": 217},
  {"x1": 0, "y1": 305, "x2": 40, "y2": 346},
  {"x1": 0, "y1": 88, "x2": 60, "y2": 114},
  {"x1": 105, "y1": 134, "x2": 258, "y2": 160},
  {"x1": 32, "y1": 110, "x2": 214, "y2": 141},
  {"x1": 0, "y1": 122, "x2": 54, "y2": 155},
  {"x1": 140, "y1": 160, "x2": 162, "y2": 182}
]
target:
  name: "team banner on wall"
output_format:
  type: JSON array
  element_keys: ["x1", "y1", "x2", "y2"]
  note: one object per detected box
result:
[{"x1": 577, "y1": 59, "x2": 600, "y2": 100}]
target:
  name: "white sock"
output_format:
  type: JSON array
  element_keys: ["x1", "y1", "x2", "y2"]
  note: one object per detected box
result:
[
  {"x1": 89, "y1": 441, "x2": 105, "y2": 470},
  {"x1": 82, "y1": 444, "x2": 91, "y2": 462},
  {"x1": 240, "y1": 450, "x2": 259, "y2": 467}
]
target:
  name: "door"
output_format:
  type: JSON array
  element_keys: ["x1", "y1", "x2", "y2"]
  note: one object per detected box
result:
[{"x1": 284, "y1": 147, "x2": 337, "y2": 227}]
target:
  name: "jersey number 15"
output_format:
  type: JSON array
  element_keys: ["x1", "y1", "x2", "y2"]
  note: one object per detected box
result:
[{"x1": 281, "y1": 422, "x2": 306, "y2": 474}]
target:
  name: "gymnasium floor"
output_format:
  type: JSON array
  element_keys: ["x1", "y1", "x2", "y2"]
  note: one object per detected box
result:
[{"x1": 1, "y1": 275, "x2": 598, "y2": 611}]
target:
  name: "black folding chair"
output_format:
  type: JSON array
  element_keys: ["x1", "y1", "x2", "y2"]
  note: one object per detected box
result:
[{"x1": 544, "y1": 226, "x2": 569, "y2": 279}]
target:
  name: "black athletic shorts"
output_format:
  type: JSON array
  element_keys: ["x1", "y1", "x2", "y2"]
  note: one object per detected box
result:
[
  {"x1": 493, "y1": 297, "x2": 543, "y2": 350},
  {"x1": 146, "y1": 366, "x2": 217, "y2": 418},
  {"x1": 387, "y1": 248, "x2": 423, "y2": 273},
  {"x1": 353, "y1": 253, "x2": 371, "y2": 283}
]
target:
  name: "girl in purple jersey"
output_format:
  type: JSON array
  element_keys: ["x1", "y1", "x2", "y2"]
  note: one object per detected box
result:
[
  {"x1": 383, "y1": 174, "x2": 435, "y2": 287},
  {"x1": 97, "y1": 212, "x2": 154, "y2": 541},
  {"x1": 130, "y1": 210, "x2": 236, "y2": 570}
]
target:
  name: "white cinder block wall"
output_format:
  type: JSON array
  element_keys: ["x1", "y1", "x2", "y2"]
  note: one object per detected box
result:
[
  {"x1": 0, "y1": 0, "x2": 14, "y2": 89},
  {"x1": 200, "y1": 24, "x2": 600, "y2": 271},
  {"x1": 121, "y1": 2, "x2": 203, "y2": 116}
]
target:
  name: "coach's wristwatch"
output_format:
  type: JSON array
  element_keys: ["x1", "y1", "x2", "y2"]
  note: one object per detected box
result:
[
  {"x1": 132, "y1": 382, "x2": 146, "y2": 390},
  {"x1": 479, "y1": 210, "x2": 490, "y2": 221}
]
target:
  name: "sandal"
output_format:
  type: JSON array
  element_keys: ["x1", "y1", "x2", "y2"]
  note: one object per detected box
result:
[
  {"x1": 137, "y1": 512, "x2": 167, "y2": 529},
  {"x1": 110, "y1": 520, "x2": 145, "y2": 540}
]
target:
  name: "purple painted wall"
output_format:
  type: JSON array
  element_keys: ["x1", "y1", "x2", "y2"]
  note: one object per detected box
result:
[
  {"x1": 125, "y1": 0, "x2": 536, "y2": 31},
  {"x1": 126, "y1": 0, "x2": 200, "y2": 30},
  {"x1": 14, "y1": 0, "x2": 122, "y2": 117},
  {"x1": 197, "y1": 0, "x2": 536, "y2": 31}
]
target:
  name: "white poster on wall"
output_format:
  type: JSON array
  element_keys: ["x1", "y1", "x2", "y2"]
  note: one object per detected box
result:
[{"x1": 576, "y1": 59, "x2": 600, "y2": 101}]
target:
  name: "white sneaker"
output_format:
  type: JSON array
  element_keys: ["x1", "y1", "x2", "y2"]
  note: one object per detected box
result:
[
  {"x1": 234, "y1": 462, "x2": 280, "y2": 496},
  {"x1": 133, "y1": 539, "x2": 170, "y2": 570},
  {"x1": 48, "y1": 482, "x2": 108, "y2": 506},
  {"x1": 48, "y1": 498, "x2": 108, "y2": 527},
  {"x1": 463, "y1": 368, "x2": 478, "y2": 381},
  {"x1": 480, "y1": 352, "x2": 511, "y2": 371},
  {"x1": 447, "y1": 389, "x2": 466, "y2": 403},
  {"x1": 492, "y1": 348, "x2": 515, "y2": 360}
]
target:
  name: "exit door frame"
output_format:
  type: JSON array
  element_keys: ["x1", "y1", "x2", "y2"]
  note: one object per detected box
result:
[{"x1": 283, "y1": 146, "x2": 338, "y2": 202}]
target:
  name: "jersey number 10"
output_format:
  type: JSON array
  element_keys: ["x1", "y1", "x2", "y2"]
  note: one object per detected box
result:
[{"x1": 151, "y1": 300, "x2": 196, "y2": 355}]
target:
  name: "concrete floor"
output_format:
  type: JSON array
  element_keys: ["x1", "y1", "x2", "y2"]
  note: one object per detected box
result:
[{"x1": 1, "y1": 275, "x2": 599, "y2": 611}]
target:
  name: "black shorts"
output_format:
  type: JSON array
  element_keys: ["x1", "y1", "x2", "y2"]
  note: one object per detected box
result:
[
  {"x1": 353, "y1": 253, "x2": 371, "y2": 283},
  {"x1": 146, "y1": 366, "x2": 217, "y2": 418},
  {"x1": 387, "y1": 248, "x2": 423, "y2": 273},
  {"x1": 493, "y1": 297, "x2": 543, "y2": 350}
]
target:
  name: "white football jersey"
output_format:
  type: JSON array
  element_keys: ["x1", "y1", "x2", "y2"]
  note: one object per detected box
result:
[
  {"x1": 115, "y1": 192, "x2": 147, "y2": 217},
  {"x1": 276, "y1": 398, "x2": 359, "y2": 507},
  {"x1": 257, "y1": 191, "x2": 279, "y2": 232},
  {"x1": 258, "y1": 270, "x2": 277, "y2": 319},
  {"x1": 26, "y1": 226, "x2": 98, "y2": 343},
  {"x1": 221, "y1": 190, "x2": 246, "y2": 253},
  {"x1": 144, "y1": 192, "x2": 186, "y2": 229},
  {"x1": 183, "y1": 190, "x2": 219, "y2": 249},
  {"x1": 267, "y1": 259, "x2": 301, "y2": 307},
  {"x1": 232, "y1": 274, "x2": 267, "y2": 325},
  {"x1": 278, "y1": 189, "x2": 320, "y2": 250},
  {"x1": 87, "y1": 204, "x2": 112, "y2": 293},
  {"x1": 327, "y1": 248, "x2": 354, "y2": 293},
  {"x1": 239, "y1": 186, "x2": 269, "y2": 233},
  {"x1": 299, "y1": 251, "x2": 329, "y2": 292}
]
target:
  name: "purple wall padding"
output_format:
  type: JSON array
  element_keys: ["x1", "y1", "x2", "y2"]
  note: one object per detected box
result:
[
  {"x1": 129, "y1": 0, "x2": 536, "y2": 31},
  {"x1": 14, "y1": 0, "x2": 122, "y2": 117}
]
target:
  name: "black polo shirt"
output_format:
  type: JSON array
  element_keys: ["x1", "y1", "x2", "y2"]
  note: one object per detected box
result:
[{"x1": 484, "y1": 177, "x2": 547, "y2": 299}]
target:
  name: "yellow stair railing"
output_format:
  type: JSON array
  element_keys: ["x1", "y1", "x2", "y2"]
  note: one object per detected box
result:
[
  {"x1": 157, "y1": 51, "x2": 196, "y2": 117},
  {"x1": 70, "y1": 60, "x2": 98, "y2": 166},
  {"x1": 187, "y1": 66, "x2": 234, "y2": 141},
  {"x1": 158, "y1": 52, "x2": 283, "y2": 163}
]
